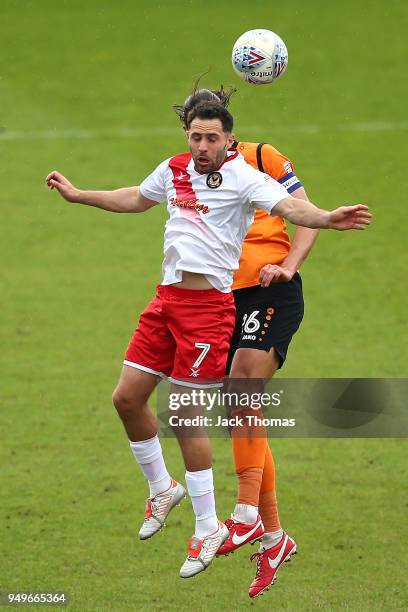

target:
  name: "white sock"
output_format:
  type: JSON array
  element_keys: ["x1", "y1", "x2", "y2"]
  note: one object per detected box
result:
[
  {"x1": 233, "y1": 503, "x2": 258, "y2": 524},
  {"x1": 129, "y1": 435, "x2": 172, "y2": 497},
  {"x1": 262, "y1": 528, "x2": 284, "y2": 549},
  {"x1": 185, "y1": 468, "x2": 218, "y2": 539}
]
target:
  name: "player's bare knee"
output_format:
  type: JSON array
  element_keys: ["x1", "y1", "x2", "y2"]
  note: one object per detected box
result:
[
  {"x1": 112, "y1": 387, "x2": 135, "y2": 416},
  {"x1": 230, "y1": 348, "x2": 280, "y2": 381},
  {"x1": 230, "y1": 364, "x2": 253, "y2": 378}
]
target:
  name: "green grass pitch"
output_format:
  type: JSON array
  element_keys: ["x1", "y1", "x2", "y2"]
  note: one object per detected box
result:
[{"x1": 1, "y1": 0, "x2": 407, "y2": 610}]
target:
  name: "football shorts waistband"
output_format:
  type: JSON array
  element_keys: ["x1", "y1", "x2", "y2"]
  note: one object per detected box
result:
[{"x1": 156, "y1": 284, "x2": 232, "y2": 301}]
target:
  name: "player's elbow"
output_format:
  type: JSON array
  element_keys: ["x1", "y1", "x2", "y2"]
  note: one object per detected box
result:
[{"x1": 273, "y1": 197, "x2": 326, "y2": 229}]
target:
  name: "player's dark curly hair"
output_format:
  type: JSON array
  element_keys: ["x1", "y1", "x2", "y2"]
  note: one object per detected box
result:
[
  {"x1": 173, "y1": 73, "x2": 237, "y2": 127},
  {"x1": 185, "y1": 101, "x2": 234, "y2": 133}
]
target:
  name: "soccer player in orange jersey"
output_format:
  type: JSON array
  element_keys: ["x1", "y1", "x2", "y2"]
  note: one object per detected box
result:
[{"x1": 175, "y1": 86, "x2": 318, "y2": 597}]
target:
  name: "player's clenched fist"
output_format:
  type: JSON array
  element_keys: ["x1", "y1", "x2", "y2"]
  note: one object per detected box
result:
[
  {"x1": 46, "y1": 171, "x2": 80, "y2": 203},
  {"x1": 328, "y1": 204, "x2": 372, "y2": 231}
]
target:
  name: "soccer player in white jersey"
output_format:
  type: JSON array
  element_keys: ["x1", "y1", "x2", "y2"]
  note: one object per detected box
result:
[{"x1": 46, "y1": 101, "x2": 371, "y2": 579}]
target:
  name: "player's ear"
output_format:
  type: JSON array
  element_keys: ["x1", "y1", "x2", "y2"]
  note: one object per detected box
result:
[
  {"x1": 228, "y1": 132, "x2": 235, "y2": 146},
  {"x1": 183, "y1": 126, "x2": 188, "y2": 136}
]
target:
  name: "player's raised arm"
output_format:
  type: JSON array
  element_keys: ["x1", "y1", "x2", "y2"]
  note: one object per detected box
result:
[
  {"x1": 274, "y1": 196, "x2": 372, "y2": 231},
  {"x1": 45, "y1": 171, "x2": 157, "y2": 213}
]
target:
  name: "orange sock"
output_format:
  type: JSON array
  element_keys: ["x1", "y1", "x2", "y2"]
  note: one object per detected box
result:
[
  {"x1": 232, "y1": 413, "x2": 267, "y2": 506},
  {"x1": 234, "y1": 465, "x2": 264, "y2": 506},
  {"x1": 258, "y1": 444, "x2": 281, "y2": 532}
]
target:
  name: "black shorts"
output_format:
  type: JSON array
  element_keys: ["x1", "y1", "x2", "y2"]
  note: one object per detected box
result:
[{"x1": 226, "y1": 273, "x2": 304, "y2": 372}]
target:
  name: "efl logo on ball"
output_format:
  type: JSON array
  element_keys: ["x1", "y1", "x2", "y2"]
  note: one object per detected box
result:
[{"x1": 232, "y1": 29, "x2": 288, "y2": 85}]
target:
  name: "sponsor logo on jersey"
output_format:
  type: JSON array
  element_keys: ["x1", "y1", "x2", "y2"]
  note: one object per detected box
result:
[
  {"x1": 206, "y1": 172, "x2": 222, "y2": 189},
  {"x1": 170, "y1": 198, "x2": 209, "y2": 214}
]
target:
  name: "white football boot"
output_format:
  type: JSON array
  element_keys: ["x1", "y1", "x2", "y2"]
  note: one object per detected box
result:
[
  {"x1": 179, "y1": 522, "x2": 229, "y2": 578},
  {"x1": 139, "y1": 479, "x2": 186, "y2": 540}
]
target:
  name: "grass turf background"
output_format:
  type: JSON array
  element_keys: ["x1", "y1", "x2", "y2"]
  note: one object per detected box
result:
[{"x1": 1, "y1": 0, "x2": 407, "y2": 610}]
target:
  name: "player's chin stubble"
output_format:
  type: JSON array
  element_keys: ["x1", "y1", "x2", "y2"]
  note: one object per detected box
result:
[{"x1": 192, "y1": 144, "x2": 229, "y2": 174}]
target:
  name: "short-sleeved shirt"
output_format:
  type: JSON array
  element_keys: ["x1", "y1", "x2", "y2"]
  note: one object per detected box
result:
[
  {"x1": 232, "y1": 142, "x2": 303, "y2": 290},
  {"x1": 139, "y1": 150, "x2": 289, "y2": 293}
]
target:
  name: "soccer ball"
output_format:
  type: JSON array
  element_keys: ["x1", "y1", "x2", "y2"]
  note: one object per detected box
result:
[{"x1": 232, "y1": 29, "x2": 288, "y2": 85}]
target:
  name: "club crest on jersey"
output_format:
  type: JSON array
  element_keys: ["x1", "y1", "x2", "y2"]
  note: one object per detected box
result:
[{"x1": 206, "y1": 172, "x2": 222, "y2": 189}]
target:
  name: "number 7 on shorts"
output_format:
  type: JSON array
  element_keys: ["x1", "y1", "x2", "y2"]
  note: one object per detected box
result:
[{"x1": 192, "y1": 343, "x2": 211, "y2": 369}]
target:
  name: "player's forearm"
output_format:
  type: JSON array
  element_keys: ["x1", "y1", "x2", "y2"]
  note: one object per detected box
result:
[
  {"x1": 274, "y1": 197, "x2": 330, "y2": 229},
  {"x1": 281, "y1": 226, "x2": 319, "y2": 274},
  {"x1": 75, "y1": 187, "x2": 141, "y2": 212}
]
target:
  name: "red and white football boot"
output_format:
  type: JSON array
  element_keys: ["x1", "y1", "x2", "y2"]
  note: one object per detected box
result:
[
  {"x1": 248, "y1": 532, "x2": 297, "y2": 597},
  {"x1": 216, "y1": 515, "x2": 264, "y2": 555}
]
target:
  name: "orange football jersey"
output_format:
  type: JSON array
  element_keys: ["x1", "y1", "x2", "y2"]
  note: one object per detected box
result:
[{"x1": 232, "y1": 142, "x2": 302, "y2": 290}]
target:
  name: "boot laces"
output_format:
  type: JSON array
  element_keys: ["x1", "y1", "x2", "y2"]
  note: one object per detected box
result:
[{"x1": 250, "y1": 551, "x2": 263, "y2": 577}]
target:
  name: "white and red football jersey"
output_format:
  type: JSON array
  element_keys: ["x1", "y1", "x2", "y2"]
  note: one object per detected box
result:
[{"x1": 139, "y1": 150, "x2": 288, "y2": 292}]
